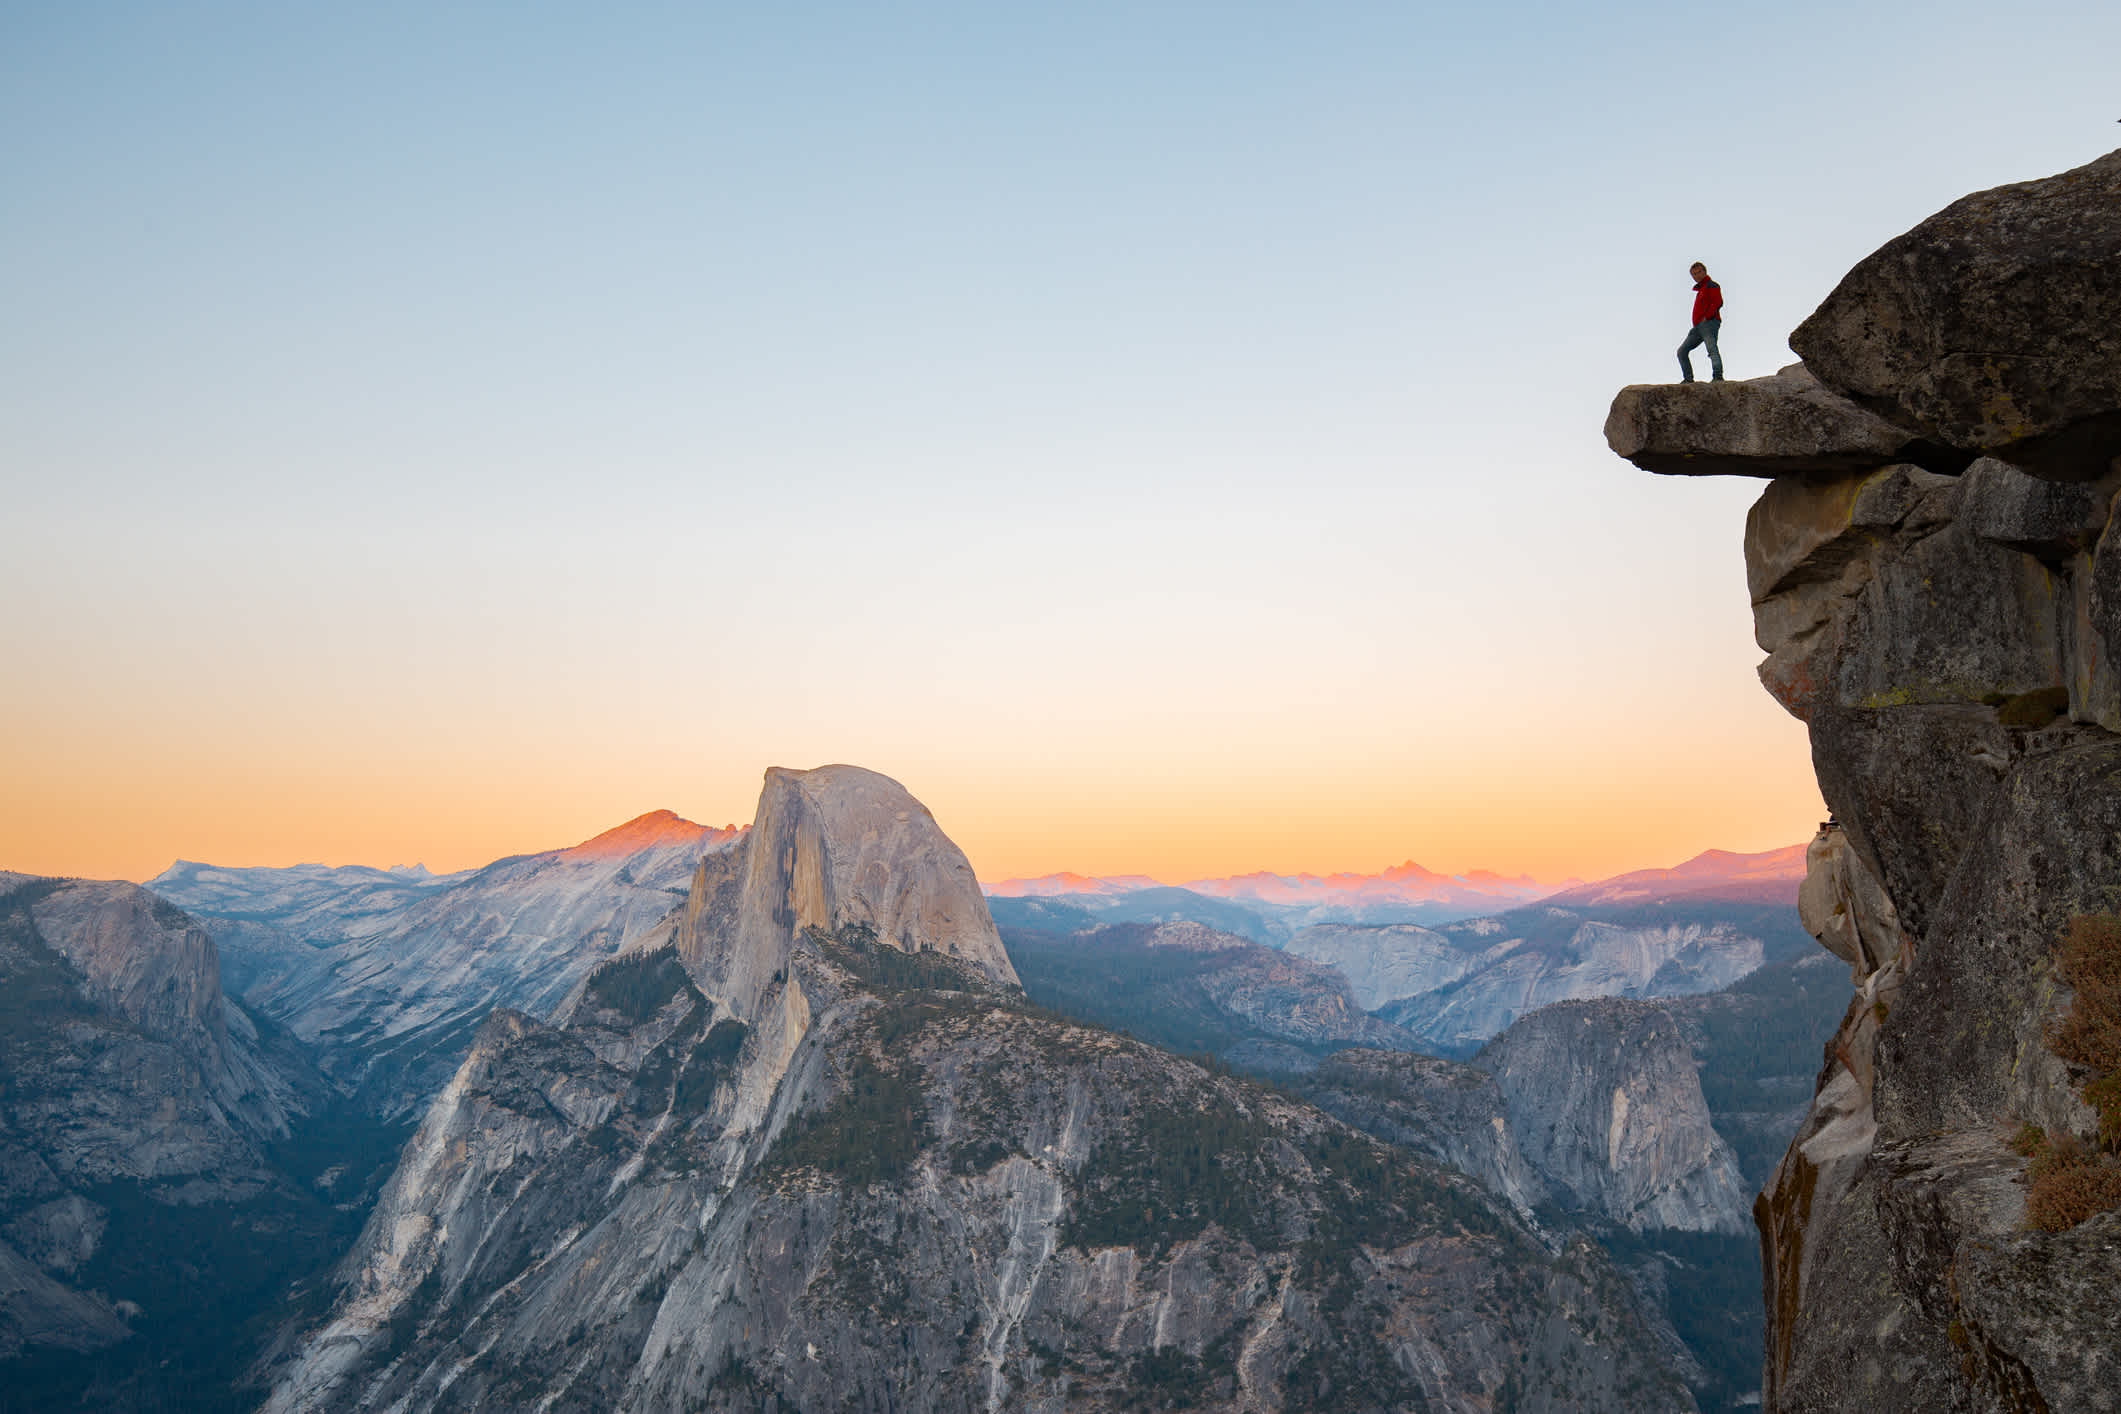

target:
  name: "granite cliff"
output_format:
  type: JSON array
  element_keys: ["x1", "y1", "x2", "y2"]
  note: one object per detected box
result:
[
  {"x1": 1289, "y1": 998, "x2": 1750, "y2": 1237},
  {"x1": 0, "y1": 872, "x2": 399, "y2": 1406},
  {"x1": 264, "y1": 765, "x2": 1697, "y2": 1413},
  {"x1": 1608, "y1": 148, "x2": 2121, "y2": 1412}
]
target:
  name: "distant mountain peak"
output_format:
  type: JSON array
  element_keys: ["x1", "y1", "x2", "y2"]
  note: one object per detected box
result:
[
  {"x1": 1539, "y1": 843, "x2": 1809, "y2": 908},
  {"x1": 561, "y1": 810, "x2": 735, "y2": 860},
  {"x1": 985, "y1": 871, "x2": 1165, "y2": 897},
  {"x1": 682, "y1": 765, "x2": 1017, "y2": 1021}
]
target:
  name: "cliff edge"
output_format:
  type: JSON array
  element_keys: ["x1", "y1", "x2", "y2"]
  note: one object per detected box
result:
[{"x1": 1608, "y1": 148, "x2": 2121, "y2": 1413}]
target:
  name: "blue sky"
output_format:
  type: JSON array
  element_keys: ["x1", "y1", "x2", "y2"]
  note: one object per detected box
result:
[{"x1": 4, "y1": 1, "x2": 2118, "y2": 881}]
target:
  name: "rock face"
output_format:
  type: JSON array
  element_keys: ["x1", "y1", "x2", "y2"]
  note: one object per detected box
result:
[
  {"x1": 1744, "y1": 455, "x2": 2117, "y2": 724},
  {"x1": 1616, "y1": 150, "x2": 2121, "y2": 1413},
  {"x1": 1283, "y1": 922, "x2": 1472, "y2": 1010},
  {"x1": 0, "y1": 877, "x2": 304, "y2": 1194},
  {"x1": 0, "y1": 875, "x2": 317, "y2": 1363},
  {"x1": 1474, "y1": 1001, "x2": 1751, "y2": 1234},
  {"x1": 1791, "y1": 148, "x2": 2121, "y2": 483},
  {"x1": 154, "y1": 810, "x2": 743, "y2": 1114},
  {"x1": 1605, "y1": 363, "x2": 1955, "y2": 479},
  {"x1": 265, "y1": 768, "x2": 1698, "y2": 1414},
  {"x1": 1289, "y1": 1049, "x2": 1552, "y2": 1220},
  {"x1": 1376, "y1": 907, "x2": 1775, "y2": 1056},
  {"x1": 679, "y1": 765, "x2": 1016, "y2": 1024}
]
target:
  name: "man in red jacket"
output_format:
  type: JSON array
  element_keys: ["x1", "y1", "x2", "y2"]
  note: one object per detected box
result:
[{"x1": 1678, "y1": 261, "x2": 1724, "y2": 382}]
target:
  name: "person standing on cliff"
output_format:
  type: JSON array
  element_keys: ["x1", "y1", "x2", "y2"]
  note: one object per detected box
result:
[{"x1": 1678, "y1": 262, "x2": 1724, "y2": 382}]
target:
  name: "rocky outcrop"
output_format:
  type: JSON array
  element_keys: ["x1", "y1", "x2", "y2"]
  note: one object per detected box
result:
[
  {"x1": 1474, "y1": 1000, "x2": 1751, "y2": 1235},
  {"x1": 0, "y1": 877, "x2": 305, "y2": 1193},
  {"x1": 680, "y1": 765, "x2": 1015, "y2": 1024},
  {"x1": 154, "y1": 811, "x2": 743, "y2": 1115},
  {"x1": 267, "y1": 769, "x2": 1698, "y2": 1414},
  {"x1": 1606, "y1": 363, "x2": 1956, "y2": 479},
  {"x1": 0, "y1": 875, "x2": 325, "y2": 1367},
  {"x1": 1791, "y1": 148, "x2": 2121, "y2": 483},
  {"x1": 1795, "y1": 826, "x2": 1900, "y2": 980},
  {"x1": 1616, "y1": 149, "x2": 2121, "y2": 1412},
  {"x1": 1744, "y1": 455, "x2": 2118, "y2": 724}
]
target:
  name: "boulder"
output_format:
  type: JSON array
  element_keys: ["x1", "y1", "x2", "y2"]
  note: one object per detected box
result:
[
  {"x1": 1959, "y1": 456, "x2": 2119, "y2": 557},
  {"x1": 1796, "y1": 826, "x2": 1901, "y2": 980},
  {"x1": 1604, "y1": 363, "x2": 1945, "y2": 479},
  {"x1": 1792, "y1": 148, "x2": 2121, "y2": 483},
  {"x1": 1745, "y1": 461, "x2": 2081, "y2": 722}
]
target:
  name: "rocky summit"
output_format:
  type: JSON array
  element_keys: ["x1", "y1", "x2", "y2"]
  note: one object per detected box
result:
[
  {"x1": 262, "y1": 765, "x2": 1698, "y2": 1413},
  {"x1": 1611, "y1": 148, "x2": 2121, "y2": 1412},
  {"x1": 678, "y1": 763, "x2": 1018, "y2": 1026}
]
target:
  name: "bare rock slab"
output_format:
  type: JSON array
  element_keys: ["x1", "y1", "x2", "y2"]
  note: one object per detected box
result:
[
  {"x1": 1604, "y1": 363, "x2": 1941, "y2": 479},
  {"x1": 1792, "y1": 147, "x2": 2121, "y2": 483}
]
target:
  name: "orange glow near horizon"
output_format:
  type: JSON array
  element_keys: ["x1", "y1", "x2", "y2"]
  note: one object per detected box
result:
[
  {"x1": 0, "y1": 693, "x2": 1825, "y2": 889},
  {"x1": 3, "y1": 417, "x2": 1823, "y2": 892}
]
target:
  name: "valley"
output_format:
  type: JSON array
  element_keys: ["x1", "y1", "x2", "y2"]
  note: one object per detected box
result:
[{"x1": 1, "y1": 779, "x2": 1842, "y2": 1413}]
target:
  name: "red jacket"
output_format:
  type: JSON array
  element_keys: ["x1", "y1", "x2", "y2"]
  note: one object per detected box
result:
[{"x1": 1692, "y1": 279, "x2": 1724, "y2": 324}]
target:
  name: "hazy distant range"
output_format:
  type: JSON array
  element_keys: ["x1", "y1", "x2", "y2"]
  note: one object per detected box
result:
[{"x1": 984, "y1": 844, "x2": 1807, "y2": 940}]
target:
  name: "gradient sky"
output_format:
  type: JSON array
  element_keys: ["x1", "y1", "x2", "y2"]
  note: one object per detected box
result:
[{"x1": 5, "y1": 2, "x2": 2117, "y2": 886}]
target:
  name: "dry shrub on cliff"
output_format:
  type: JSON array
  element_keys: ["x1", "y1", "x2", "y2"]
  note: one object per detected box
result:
[
  {"x1": 2051, "y1": 913, "x2": 2121, "y2": 1148},
  {"x1": 2022, "y1": 915, "x2": 2121, "y2": 1231},
  {"x1": 2027, "y1": 1147, "x2": 2121, "y2": 1231}
]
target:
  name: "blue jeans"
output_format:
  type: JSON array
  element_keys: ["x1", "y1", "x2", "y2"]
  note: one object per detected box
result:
[{"x1": 1678, "y1": 317, "x2": 1723, "y2": 381}]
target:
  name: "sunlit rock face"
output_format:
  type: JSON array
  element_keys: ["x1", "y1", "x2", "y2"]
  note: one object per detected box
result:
[
  {"x1": 679, "y1": 764, "x2": 1016, "y2": 1024},
  {"x1": 264, "y1": 767, "x2": 1699, "y2": 1414},
  {"x1": 1617, "y1": 148, "x2": 2121, "y2": 1413},
  {"x1": 1283, "y1": 921, "x2": 1474, "y2": 1011}
]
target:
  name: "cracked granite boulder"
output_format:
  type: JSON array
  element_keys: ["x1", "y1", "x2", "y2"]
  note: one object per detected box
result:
[
  {"x1": 1605, "y1": 363, "x2": 1956, "y2": 479},
  {"x1": 1793, "y1": 148, "x2": 2121, "y2": 484}
]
